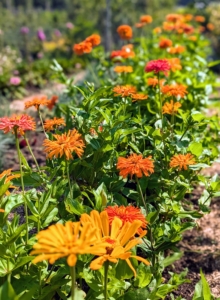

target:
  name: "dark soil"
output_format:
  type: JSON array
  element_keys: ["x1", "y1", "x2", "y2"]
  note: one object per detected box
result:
[{"x1": 164, "y1": 194, "x2": 220, "y2": 299}]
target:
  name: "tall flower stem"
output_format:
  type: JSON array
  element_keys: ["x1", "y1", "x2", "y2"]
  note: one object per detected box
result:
[
  {"x1": 135, "y1": 176, "x2": 147, "y2": 214},
  {"x1": 24, "y1": 133, "x2": 41, "y2": 173},
  {"x1": 104, "y1": 261, "x2": 109, "y2": 300},
  {"x1": 15, "y1": 130, "x2": 28, "y2": 245},
  {"x1": 86, "y1": 58, "x2": 99, "y2": 86},
  {"x1": 66, "y1": 160, "x2": 72, "y2": 198},
  {"x1": 38, "y1": 109, "x2": 47, "y2": 137},
  {"x1": 157, "y1": 73, "x2": 167, "y2": 164},
  {"x1": 70, "y1": 266, "x2": 76, "y2": 300}
]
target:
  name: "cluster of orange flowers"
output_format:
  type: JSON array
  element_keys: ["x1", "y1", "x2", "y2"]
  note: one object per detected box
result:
[
  {"x1": 135, "y1": 15, "x2": 152, "y2": 28},
  {"x1": 162, "y1": 83, "x2": 188, "y2": 98},
  {"x1": 73, "y1": 34, "x2": 101, "y2": 55},
  {"x1": 162, "y1": 100, "x2": 182, "y2": 115},
  {"x1": 110, "y1": 44, "x2": 135, "y2": 60},
  {"x1": 113, "y1": 85, "x2": 148, "y2": 102},
  {"x1": 117, "y1": 25, "x2": 133, "y2": 40},
  {"x1": 25, "y1": 95, "x2": 58, "y2": 111},
  {"x1": 31, "y1": 206, "x2": 150, "y2": 276}
]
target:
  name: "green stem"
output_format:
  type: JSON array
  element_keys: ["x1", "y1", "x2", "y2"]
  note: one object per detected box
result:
[
  {"x1": 66, "y1": 160, "x2": 72, "y2": 198},
  {"x1": 15, "y1": 131, "x2": 28, "y2": 245},
  {"x1": 157, "y1": 73, "x2": 163, "y2": 124},
  {"x1": 43, "y1": 265, "x2": 55, "y2": 286},
  {"x1": 24, "y1": 133, "x2": 41, "y2": 173},
  {"x1": 38, "y1": 268, "x2": 42, "y2": 297},
  {"x1": 70, "y1": 266, "x2": 76, "y2": 300},
  {"x1": 179, "y1": 125, "x2": 190, "y2": 141},
  {"x1": 86, "y1": 58, "x2": 99, "y2": 86},
  {"x1": 135, "y1": 176, "x2": 147, "y2": 214},
  {"x1": 38, "y1": 109, "x2": 47, "y2": 137},
  {"x1": 104, "y1": 261, "x2": 109, "y2": 300}
]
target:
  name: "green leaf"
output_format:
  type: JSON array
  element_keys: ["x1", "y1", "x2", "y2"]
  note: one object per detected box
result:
[
  {"x1": 188, "y1": 142, "x2": 203, "y2": 157},
  {"x1": 163, "y1": 252, "x2": 183, "y2": 267},
  {"x1": 65, "y1": 198, "x2": 84, "y2": 215},
  {"x1": 5, "y1": 224, "x2": 26, "y2": 245},
  {"x1": 200, "y1": 269, "x2": 212, "y2": 300},
  {"x1": 42, "y1": 207, "x2": 58, "y2": 227},
  {"x1": 12, "y1": 256, "x2": 34, "y2": 272},
  {"x1": 208, "y1": 60, "x2": 220, "y2": 67},
  {"x1": 134, "y1": 264, "x2": 152, "y2": 288},
  {"x1": 0, "y1": 182, "x2": 11, "y2": 198},
  {"x1": 0, "y1": 280, "x2": 19, "y2": 300}
]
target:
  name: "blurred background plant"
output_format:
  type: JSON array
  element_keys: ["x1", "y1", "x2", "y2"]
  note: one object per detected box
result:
[{"x1": 0, "y1": 0, "x2": 219, "y2": 100}]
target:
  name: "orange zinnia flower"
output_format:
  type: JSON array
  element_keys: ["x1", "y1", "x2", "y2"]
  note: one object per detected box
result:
[
  {"x1": 140, "y1": 15, "x2": 152, "y2": 24},
  {"x1": 131, "y1": 93, "x2": 148, "y2": 102},
  {"x1": 188, "y1": 35, "x2": 197, "y2": 41},
  {"x1": 195, "y1": 15, "x2": 205, "y2": 23},
  {"x1": 0, "y1": 169, "x2": 21, "y2": 195},
  {"x1": 166, "y1": 58, "x2": 182, "y2": 72},
  {"x1": 73, "y1": 41, "x2": 92, "y2": 55},
  {"x1": 44, "y1": 117, "x2": 66, "y2": 132},
  {"x1": 147, "y1": 77, "x2": 165, "y2": 87},
  {"x1": 184, "y1": 14, "x2": 193, "y2": 22},
  {"x1": 80, "y1": 210, "x2": 150, "y2": 277},
  {"x1": 114, "y1": 66, "x2": 133, "y2": 73},
  {"x1": 85, "y1": 34, "x2": 101, "y2": 47},
  {"x1": 162, "y1": 100, "x2": 181, "y2": 115},
  {"x1": 0, "y1": 209, "x2": 5, "y2": 213},
  {"x1": 162, "y1": 84, "x2": 187, "y2": 98},
  {"x1": 25, "y1": 96, "x2": 50, "y2": 110},
  {"x1": 170, "y1": 153, "x2": 196, "y2": 170},
  {"x1": 47, "y1": 95, "x2": 58, "y2": 110},
  {"x1": 135, "y1": 23, "x2": 145, "y2": 28},
  {"x1": 207, "y1": 23, "x2": 214, "y2": 31},
  {"x1": 31, "y1": 221, "x2": 108, "y2": 266},
  {"x1": 113, "y1": 85, "x2": 137, "y2": 97},
  {"x1": 159, "y1": 38, "x2": 173, "y2": 49},
  {"x1": 153, "y1": 27, "x2": 162, "y2": 34},
  {"x1": 166, "y1": 14, "x2": 184, "y2": 23},
  {"x1": 168, "y1": 45, "x2": 185, "y2": 54},
  {"x1": 0, "y1": 115, "x2": 36, "y2": 135},
  {"x1": 105, "y1": 205, "x2": 147, "y2": 230},
  {"x1": 117, "y1": 25, "x2": 132, "y2": 40},
  {"x1": 43, "y1": 129, "x2": 85, "y2": 160},
  {"x1": 117, "y1": 153, "x2": 154, "y2": 178}
]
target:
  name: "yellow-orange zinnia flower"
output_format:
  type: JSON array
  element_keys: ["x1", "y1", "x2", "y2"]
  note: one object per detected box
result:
[
  {"x1": 25, "y1": 96, "x2": 50, "y2": 110},
  {"x1": 0, "y1": 209, "x2": 5, "y2": 213},
  {"x1": 131, "y1": 93, "x2": 148, "y2": 102},
  {"x1": 168, "y1": 45, "x2": 185, "y2": 54},
  {"x1": 80, "y1": 210, "x2": 150, "y2": 276},
  {"x1": 166, "y1": 14, "x2": 184, "y2": 23},
  {"x1": 117, "y1": 25, "x2": 133, "y2": 40},
  {"x1": 184, "y1": 14, "x2": 193, "y2": 22},
  {"x1": 188, "y1": 35, "x2": 197, "y2": 41},
  {"x1": 140, "y1": 15, "x2": 152, "y2": 24},
  {"x1": 147, "y1": 77, "x2": 165, "y2": 87},
  {"x1": 162, "y1": 84, "x2": 187, "y2": 98},
  {"x1": 0, "y1": 169, "x2": 20, "y2": 195},
  {"x1": 113, "y1": 85, "x2": 137, "y2": 97},
  {"x1": 117, "y1": 153, "x2": 154, "y2": 178},
  {"x1": 170, "y1": 153, "x2": 196, "y2": 170},
  {"x1": 162, "y1": 100, "x2": 181, "y2": 115},
  {"x1": 43, "y1": 129, "x2": 85, "y2": 160},
  {"x1": 153, "y1": 27, "x2": 162, "y2": 34},
  {"x1": 166, "y1": 58, "x2": 182, "y2": 72},
  {"x1": 44, "y1": 117, "x2": 66, "y2": 132},
  {"x1": 114, "y1": 66, "x2": 133, "y2": 73},
  {"x1": 31, "y1": 221, "x2": 108, "y2": 266}
]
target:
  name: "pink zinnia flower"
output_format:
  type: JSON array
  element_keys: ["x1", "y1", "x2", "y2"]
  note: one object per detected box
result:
[
  {"x1": 0, "y1": 115, "x2": 36, "y2": 135},
  {"x1": 10, "y1": 77, "x2": 21, "y2": 85},
  {"x1": 145, "y1": 59, "x2": 171, "y2": 75}
]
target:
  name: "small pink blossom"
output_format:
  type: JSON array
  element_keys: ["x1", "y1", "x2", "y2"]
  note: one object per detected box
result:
[
  {"x1": 10, "y1": 77, "x2": 21, "y2": 85},
  {"x1": 66, "y1": 22, "x2": 74, "y2": 29}
]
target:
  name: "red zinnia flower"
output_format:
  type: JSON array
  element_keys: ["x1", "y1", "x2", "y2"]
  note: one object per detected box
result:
[
  {"x1": 117, "y1": 153, "x2": 154, "y2": 178},
  {"x1": 145, "y1": 59, "x2": 171, "y2": 75},
  {"x1": 105, "y1": 205, "x2": 147, "y2": 229},
  {"x1": 0, "y1": 115, "x2": 36, "y2": 135}
]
